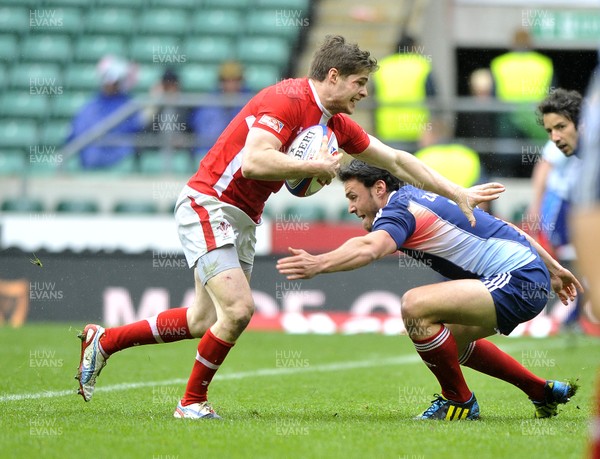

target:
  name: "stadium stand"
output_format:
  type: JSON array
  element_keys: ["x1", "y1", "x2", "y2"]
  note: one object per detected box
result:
[
  {"x1": 113, "y1": 200, "x2": 160, "y2": 214},
  {"x1": 0, "y1": 151, "x2": 27, "y2": 176},
  {"x1": 0, "y1": 1, "x2": 309, "y2": 185},
  {"x1": 8, "y1": 1, "x2": 545, "y2": 223},
  {"x1": 1, "y1": 197, "x2": 44, "y2": 213},
  {"x1": 282, "y1": 203, "x2": 328, "y2": 222},
  {"x1": 55, "y1": 198, "x2": 100, "y2": 213},
  {"x1": 138, "y1": 150, "x2": 193, "y2": 175},
  {"x1": 337, "y1": 206, "x2": 360, "y2": 222}
]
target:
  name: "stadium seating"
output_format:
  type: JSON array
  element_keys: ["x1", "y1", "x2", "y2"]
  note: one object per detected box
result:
[
  {"x1": 0, "y1": 151, "x2": 26, "y2": 175},
  {"x1": 183, "y1": 37, "x2": 236, "y2": 63},
  {"x1": 85, "y1": 8, "x2": 136, "y2": 35},
  {"x1": 0, "y1": 0, "x2": 37, "y2": 6},
  {"x1": 237, "y1": 37, "x2": 290, "y2": 66},
  {"x1": 0, "y1": 1, "x2": 309, "y2": 214},
  {"x1": 139, "y1": 9, "x2": 189, "y2": 36},
  {"x1": 0, "y1": 64, "x2": 6, "y2": 89},
  {"x1": 55, "y1": 199, "x2": 100, "y2": 213},
  {"x1": 129, "y1": 36, "x2": 180, "y2": 64},
  {"x1": 150, "y1": 0, "x2": 197, "y2": 7},
  {"x1": 246, "y1": 10, "x2": 302, "y2": 43},
  {"x1": 256, "y1": 0, "x2": 310, "y2": 8},
  {"x1": 1, "y1": 92, "x2": 50, "y2": 120},
  {"x1": 245, "y1": 65, "x2": 281, "y2": 92},
  {"x1": 10, "y1": 63, "x2": 61, "y2": 90},
  {"x1": 29, "y1": 156, "x2": 62, "y2": 175},
  {"x1": 0, "y1": 34, "x2": 19, "y2": 61},
  {"x1": 40, "y1": 7, "x2": 83, "y2": 35},
  {"x1": 45, "y1": 0, "x2": 89, "y2": 7},
  {"x1": 40, "y1": 120, "x2": 71, "y2": 147},
  {"x1": 282, "y1": 204, "x2": 327, "y2": 221},
  {"x1": 133, "y1": 65, "x2": 165, "y2": 93},
  {"x1": 0, "y1": 121, "x2": 37, "y2": 149},
  {"x1": 190, "y1": 10, "x2": 244, "y2": 36},
  {"x1": 97, "y1": 0, "x2": 146, "y2": 7},
  {"x1": 113, "y1": 200, "x2": 159, "y2": 214},
  {"x1": 139, "y1": 150, "x2": 192, "y2": 175},
  {"x1": 0, "y1": 7, "x2": 29, "y2": 33},
  {"x1": 180, "y1": 64, "x2": 220, "y2": 92},
  {"x1": 22, "y1": 35, "x2": 73, "y2": 63},
  {"x1": 51, "y1": 91, "x2": 89, "y2": 119},
  {"x1": 338, "y1": 207, "x2": 356, "y2": 222},
  {"x1": 1, "y1": 198, "x2": 44, "y2": 213},
  {"x1": 203, "y1": 0, "x2": 252, "y2": 7},
  {"x1": 74, "y1": 36, "x2": 127, "y2": 63},
  {"x1": 64, "y1": 65, "x2": 101, "y2": 91}
]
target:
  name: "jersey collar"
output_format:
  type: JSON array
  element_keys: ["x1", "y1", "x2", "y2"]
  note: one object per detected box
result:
[
  {"x1": 386, "y1": 190, "x2": 398, "y2": 205},
  {"x1": 308, "y1": 79, "x2": 332, "y2": 120}
]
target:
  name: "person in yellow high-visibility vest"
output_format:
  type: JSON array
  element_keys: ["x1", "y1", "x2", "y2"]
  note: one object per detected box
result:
[
  {"x1": 373, "y1": 35, "x2": 436, "y2": 146},
  {"x1": 491, "y1": 28, "x2": 554, "y2": 139},
  {"x1": 415, "y1": 117, "x2": 487, "y2": 212}
]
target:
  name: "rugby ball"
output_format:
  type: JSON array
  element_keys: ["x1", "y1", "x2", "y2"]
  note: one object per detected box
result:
[{"x1": 284, "y1": 125, "x2": 338, "y2": 197}]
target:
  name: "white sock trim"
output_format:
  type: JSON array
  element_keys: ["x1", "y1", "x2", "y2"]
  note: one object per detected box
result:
[
  {"x1": 146, "y1": 315, "x2": 164, "y2": 344},
  {"x1": 196, "y1": 351, "x2": 220, "y2": 370},
  {"x1": 413, "y1": 326, "x2": 450, "y2": 352},
  {"x1": 458, "y1": 341, "x2": 476, "y2": 365}
]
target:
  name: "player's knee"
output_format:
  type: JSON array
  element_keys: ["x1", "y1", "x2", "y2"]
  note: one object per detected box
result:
[
  {"x1": 400, "y1": 289, "x2": 423, "y2": 322},
  {"x1": 224, "y1": 300, "x2": 255, "y2": 332},
  {"x1": 186, "y1": 309, "x2": 216, "y2": 337}
]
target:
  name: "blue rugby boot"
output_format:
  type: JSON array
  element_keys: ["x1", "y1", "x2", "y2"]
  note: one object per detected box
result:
[
  {"x1": 416, "y1": 392, "x2": 480, "y2": 420},
  {"x1": 532, "y1": 380, "x2": 578, "y2": 418}
]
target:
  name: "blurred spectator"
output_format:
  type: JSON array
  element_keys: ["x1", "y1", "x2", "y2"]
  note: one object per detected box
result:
[
  {"x1": 190, "y1": 61, "x2": 251, "y2": 158},
  {"x1": 372, "y1": 35, "x2": 436, "y2": 148},
  {"x1": 414, "y1": 117, "x2": 487, "y2": 212},
  {"x1": 66, "y1": 56, "x2": 144, "y2": 169},
  {"x1": 490, "y1": 28, "x2": 554, "y2": 139},
  {"x1": 143, "y1": 68, "x2": 192, "y2": 152},
  {"x1": 456, "y1": 68, "x2": 498, "y2": 139},
  {"x1": 470, "y1": 68, "x2": 494, "y2": 99}
]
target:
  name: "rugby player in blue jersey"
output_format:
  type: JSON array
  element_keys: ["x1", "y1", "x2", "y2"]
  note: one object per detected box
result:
[{"x1": 277, "y1": 160, "x2": 582, "y2": 420}]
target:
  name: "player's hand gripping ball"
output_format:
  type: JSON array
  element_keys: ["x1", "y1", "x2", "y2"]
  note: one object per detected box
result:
[{"x1": 285, "y1": 124, "x2": 338, "y2": 197}]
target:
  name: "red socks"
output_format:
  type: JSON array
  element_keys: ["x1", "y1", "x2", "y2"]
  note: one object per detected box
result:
[
  {"x1": 100, "y1": 307, "x2": 193, "y2": 356},
  {"x1": 181, "y1": 328, "x2": 234, "y2": 405},
  {"x1": 412, "y1": 325, "x2": 472, "y2": 403},
  {"x1": 99, "y1": 309, "x2": 235, "y2": 405},
  {"x1": 459, "y1": 339, "x2": 546, "y2": 401}
]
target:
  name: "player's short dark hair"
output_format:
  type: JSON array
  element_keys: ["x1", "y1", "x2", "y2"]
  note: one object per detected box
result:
[
  {"x1": 338, "y1": 160, "x2": 402, "y2": 191},
  {"x1": 536, "y1": 88, "x2": 583, "y2": 127},
  {"x1": 309, "y1": 35, "x2": 379, "y2": 81}
]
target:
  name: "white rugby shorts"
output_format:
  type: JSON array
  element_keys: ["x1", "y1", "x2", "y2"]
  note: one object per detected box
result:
[{"x1": 174, "y1": 185, "x2": 258, "y2": 269}]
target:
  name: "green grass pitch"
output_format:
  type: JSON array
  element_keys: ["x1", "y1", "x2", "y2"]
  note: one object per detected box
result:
[{"x1": 0, "y1": 324, "x2": 598, "y2": 459}]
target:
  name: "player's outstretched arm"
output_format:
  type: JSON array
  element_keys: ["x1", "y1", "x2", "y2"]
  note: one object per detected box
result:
[
  {"x1": 506, "y1": 221, "x2": 584, "y2": 305},
  {"x1": 276, "y1": 230, "x2": 397, "y2": 280},
  {"x1": 355, "y1": 135, "x2": 505, "y2": 226}
]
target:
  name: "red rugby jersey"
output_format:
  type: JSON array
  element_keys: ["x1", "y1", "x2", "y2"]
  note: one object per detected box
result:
[{"x1": 187, "y1": 78, "x2": 370, "y2": 222}]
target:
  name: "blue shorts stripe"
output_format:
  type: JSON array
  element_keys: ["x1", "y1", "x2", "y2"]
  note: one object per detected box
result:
[{"x1": 483, "y1": 273, "x2": 512, "y2": 292}]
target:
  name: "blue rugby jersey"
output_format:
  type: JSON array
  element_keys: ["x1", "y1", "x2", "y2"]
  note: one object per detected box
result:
[{"x1": 372, "y1": 186, "x2": 539, "y2": 279}]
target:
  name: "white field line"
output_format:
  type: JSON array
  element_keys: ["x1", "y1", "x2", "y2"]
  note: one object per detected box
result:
[
  {"x1": 0, "y1": 354, "x2": 421, "y2": 403},
  {"x1": 0, "y1": 338, "x2": 580, "y2": 403}
]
